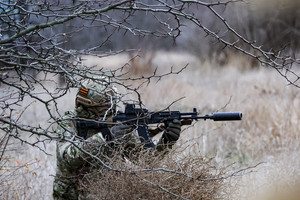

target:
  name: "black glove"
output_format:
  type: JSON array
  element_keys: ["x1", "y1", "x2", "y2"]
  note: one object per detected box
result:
[
  {"x1": 162, "y1": 119, "x2": 181, "y2": 144},
  {"x1": 110, "y1": 124, "x2": 133, "y2": 139}
]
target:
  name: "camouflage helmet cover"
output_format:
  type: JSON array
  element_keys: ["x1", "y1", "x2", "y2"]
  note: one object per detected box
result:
[{"x1": 75, "y1": 76, "x2": 118, "y2": 112}]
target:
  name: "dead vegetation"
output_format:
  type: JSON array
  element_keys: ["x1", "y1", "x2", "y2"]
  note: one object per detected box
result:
[{"x1": 83, "y1": 147, "x2": 227, "y2": 200}]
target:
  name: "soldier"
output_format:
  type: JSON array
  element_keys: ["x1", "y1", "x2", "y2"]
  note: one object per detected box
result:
[{"x1": 53, "y1": 77, "x2": 182, "y2": 200}]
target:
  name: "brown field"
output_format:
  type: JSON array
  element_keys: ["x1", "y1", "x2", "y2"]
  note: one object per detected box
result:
[{"x1": 1, "y1": 51, "x2": 300, "y2": 199}]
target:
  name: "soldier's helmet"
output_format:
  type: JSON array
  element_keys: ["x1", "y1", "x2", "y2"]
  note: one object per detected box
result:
[{"x1": 75, "y1": 76, "x2": 118, "y2": 117}]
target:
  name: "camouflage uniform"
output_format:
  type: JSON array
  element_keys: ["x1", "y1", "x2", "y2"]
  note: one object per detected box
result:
[
  {"x1": 53, "y1": 110, "x2": 103, "y2": 200},
  {"x1": 53, "y1": 77, "x2": 181, "y2": 200},
  {"x1": 53, "y1": 78, "x2": 141, "y2": 199}
]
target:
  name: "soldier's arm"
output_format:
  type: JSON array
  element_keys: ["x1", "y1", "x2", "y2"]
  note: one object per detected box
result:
[
  {"x1": 57, "y1": 133, "x2": 105, "y2": 169},
  {"x1": 56, "y1": 114, "x2": 105, "y2": 170}
]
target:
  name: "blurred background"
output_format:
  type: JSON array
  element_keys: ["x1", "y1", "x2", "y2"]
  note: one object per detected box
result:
[{"x1": 11, "y1": 0, "x2": 297, "y2": 61}]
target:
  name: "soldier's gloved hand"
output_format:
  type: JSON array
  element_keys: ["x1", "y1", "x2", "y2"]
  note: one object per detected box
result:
[
  {"x1": 82, "y1": 133, "x2": 104, "y2": 154},
  {"x1": 162, "y1": 119, "x2": 181, "y2": 144},
  {"x1": 110, "y1": 124, "x2": 133, "y2": 139}
]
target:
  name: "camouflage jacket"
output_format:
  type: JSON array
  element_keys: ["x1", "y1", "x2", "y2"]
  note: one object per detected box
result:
[{"x1": 52, "y1": 110, "x2": 140, "y2": 200}]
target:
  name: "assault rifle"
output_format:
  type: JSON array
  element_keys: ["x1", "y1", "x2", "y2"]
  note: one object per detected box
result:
[{"x1": 77, "y1": 104, "x2": 242, "y2": 148}]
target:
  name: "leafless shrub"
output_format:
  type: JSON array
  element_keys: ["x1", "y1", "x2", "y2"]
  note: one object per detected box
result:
[{"x1": 84, "y1": 146, "x2": 228, "y2": 200}]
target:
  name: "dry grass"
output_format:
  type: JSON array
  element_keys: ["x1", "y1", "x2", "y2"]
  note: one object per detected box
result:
[
  {"x1": 263, "y1": 182, "x2": 300, "y2": 200},
  {"x1": 1, "y1": 51, "x2": 300, "y2": 199},
  {"x1": 84, "y1": 147, "x2": 226, "y2": 200}
]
